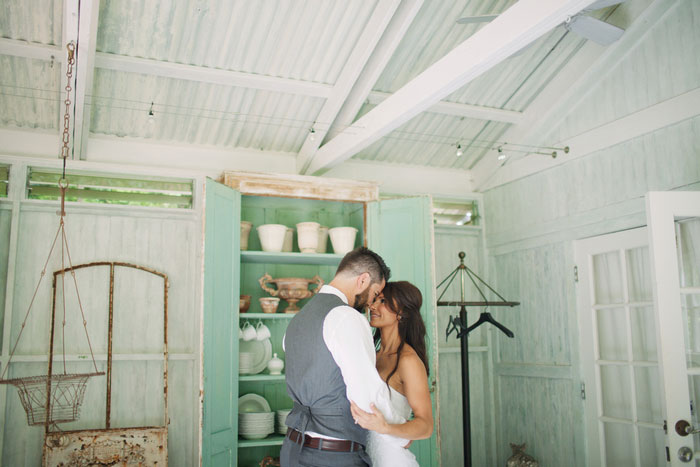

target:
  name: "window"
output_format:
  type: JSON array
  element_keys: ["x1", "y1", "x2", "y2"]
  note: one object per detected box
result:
[
  {"x1": 432, "y1": 199, "x2": 478, "y2": 226},
  {"x1": 27, "y1": 167, "x2": 193, "y2": 209}
]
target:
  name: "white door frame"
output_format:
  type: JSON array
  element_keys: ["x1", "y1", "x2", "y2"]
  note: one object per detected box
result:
[{"x1": 647, "y1": 191, "x2": 700, "y2": 465}]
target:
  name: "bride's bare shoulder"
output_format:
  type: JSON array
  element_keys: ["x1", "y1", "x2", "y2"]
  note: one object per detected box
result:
[{"x1": 398, "y1": 345, "x2": 426, "y2": 374}]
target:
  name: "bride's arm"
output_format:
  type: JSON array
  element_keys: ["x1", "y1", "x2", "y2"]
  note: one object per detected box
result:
[{"x1": 351, "y1": 353, "x2": 434, "y2": 440}]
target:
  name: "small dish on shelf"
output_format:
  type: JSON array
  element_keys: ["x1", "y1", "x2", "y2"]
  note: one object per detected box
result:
[
  {"x1": 239, "y1": 393, "x2": 272, "y2": 413},
  {"x1": 259, "y1": 297, "x2": 280, "y2": 313},
  {"x1": 239, "y1": 294, "x2": 251, "y2": 313}
]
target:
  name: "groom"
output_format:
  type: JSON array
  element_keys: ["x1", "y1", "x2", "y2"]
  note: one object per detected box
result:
[{"x1": 281, "y1": 247, "x2": 407, "y2": 466}]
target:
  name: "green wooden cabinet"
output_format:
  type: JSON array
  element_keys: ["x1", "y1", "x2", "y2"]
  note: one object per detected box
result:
[
  {"x1": 202, "y1": 179, "x2": 241, "y2": 466},
  {"x1": 369, "y1": 197, "x2": 439, "y2": 467},
  {"x1": 202, "y1": 177, "x2": 438, "y2": 466}
]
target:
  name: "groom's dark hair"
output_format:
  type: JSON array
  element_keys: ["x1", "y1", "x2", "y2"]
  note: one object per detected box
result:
[{"x1": 336, "y1": 247, "x2": 391, "y2": 285}]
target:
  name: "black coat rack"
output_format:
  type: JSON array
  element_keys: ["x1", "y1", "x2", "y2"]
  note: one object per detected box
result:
[{"x1": 437, "y1": 252, "x2": 519, "y2": 467}]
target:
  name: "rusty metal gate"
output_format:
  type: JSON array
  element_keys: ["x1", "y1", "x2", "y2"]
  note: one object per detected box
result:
[{"x1": 42, "y1": 262, "x2": 169, "y2": 467}]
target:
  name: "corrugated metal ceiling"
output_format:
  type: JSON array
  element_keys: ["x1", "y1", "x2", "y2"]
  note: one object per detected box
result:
[{"x1": 0, "y1": 0, "x2": 634, "y2": 174}]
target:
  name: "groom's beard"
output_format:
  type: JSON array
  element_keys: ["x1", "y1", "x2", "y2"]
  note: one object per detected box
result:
[{"x1": 353, "y1": 288, "x2": 370, "y2": 313}]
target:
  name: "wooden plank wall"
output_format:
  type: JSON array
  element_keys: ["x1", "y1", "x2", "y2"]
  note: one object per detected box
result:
[
  {"x1": 0, "y1": 163, "x2": 201, "y2": 466},
  {"x1": 483, "y1": 2, "x2": 700, "y2": 465},
  {"x1": 434, "y1": 224, "x2": 496, "y2": 466}
]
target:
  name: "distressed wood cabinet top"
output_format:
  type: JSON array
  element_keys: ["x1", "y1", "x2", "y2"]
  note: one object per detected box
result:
[{"x1": 220, "y1": 171, "x2": 379, "y2": 202}]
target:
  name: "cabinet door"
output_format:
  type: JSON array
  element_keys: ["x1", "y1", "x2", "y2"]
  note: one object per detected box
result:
[
  {"x1": 202, "y1": 179, "x2": 241, "y2": 467},
  {"x1": 368, "y1": 196, "x2": 439, "y2": 466}
]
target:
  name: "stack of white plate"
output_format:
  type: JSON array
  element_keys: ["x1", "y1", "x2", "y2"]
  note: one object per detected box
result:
[
  {"x1": 239, "y1": 351, "x2": 256, "y2": 373},
  {"x1": 239, "y1": 411, "x2": 275, "y2": 440},
  {"x1": 276, "y1": 409, "x2": 292, "y2": 435},
  {"x1": 238, "y1": 338, "x2": 272, "y2": 375}
]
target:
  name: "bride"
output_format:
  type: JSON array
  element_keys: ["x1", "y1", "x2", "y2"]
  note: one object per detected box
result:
[{"x1": 351, "y1": 281, "x2": 433, "y2": 467}]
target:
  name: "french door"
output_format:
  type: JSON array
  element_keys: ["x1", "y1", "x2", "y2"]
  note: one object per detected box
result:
[
  {"x1": 576, "y1": 191, "x2": 700, "y2": 466},
  {"x1": 647, "y1": 191, "x2": 700, "y2": 465},
  {"x1": 576, "y1": 227, "x2": 665, "y2": 466}
]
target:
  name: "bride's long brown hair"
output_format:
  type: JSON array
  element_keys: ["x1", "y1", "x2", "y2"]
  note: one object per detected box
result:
[{"x1": 373, "y1": 281, "x2": 429, "y2": 391}]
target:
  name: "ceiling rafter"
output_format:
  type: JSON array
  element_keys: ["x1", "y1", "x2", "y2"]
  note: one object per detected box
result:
[
  {"x1": 296, "y1": 0, "x2": 403, "y2": 174},
  {"x1": 95, "y1": 53, "x2": 335, "y2": 98},
  {"x1": 73, "y1": 0, "x2": 100, "y2": 161},
  {"x1": 323, "y1": 0, "x2": 424, "y2": 142},
  {"x1": 471, "y1": 0, "x2": 677, "y2": 190},
  {"x1": 367, "y1": 90, "x2": 523, "y2": 124},
  {"x1": 304, "y1": 0, "x2": 600, "y2": 176}
]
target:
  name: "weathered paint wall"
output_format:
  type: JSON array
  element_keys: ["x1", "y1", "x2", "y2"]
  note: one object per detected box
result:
[
  {"x1": 483, "y1": 1, "x2": 700, "y2": 465},
  {"x1": 0, "y1": 163, "x2": 201, "y2": 466},
  {"x1": 434, "y1": 224, "x2": 497, "y2": 466}
]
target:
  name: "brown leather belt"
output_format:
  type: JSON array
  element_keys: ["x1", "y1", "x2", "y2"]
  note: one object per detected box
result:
[{"x1": 286, "y1": 428, "x2": 364, "y2": 452}]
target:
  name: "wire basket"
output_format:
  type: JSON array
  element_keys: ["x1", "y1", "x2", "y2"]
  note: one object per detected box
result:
[{"x1": 0, "y1": 372, "x2": 104, "y2": 426}]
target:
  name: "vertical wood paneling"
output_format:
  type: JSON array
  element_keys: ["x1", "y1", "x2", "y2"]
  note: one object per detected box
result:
[
  {"x1": 497, "y1": 375, "x2": 577, "y2": 466},
  {"x1": 481, "y1": 4, "x2": 700, "y2": 463},
  {"x1": 2, "y1": 203, "x2": 199, "y2": 467},
  {"x1": 485, "y1": 115, "x2": 700, "y2": 245},
  {"x1": 491, "y1": 243, "x2": 571, "y2": 365},
  {"x1": 551, "y1": 0, "x2": 700, "y2": 145},
  {"x1": 434, "y1": 225, "x2": 495, "y2": 466}
]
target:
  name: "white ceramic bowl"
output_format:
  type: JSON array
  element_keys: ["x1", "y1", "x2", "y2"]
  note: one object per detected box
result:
[
  {"x1": 328, "y1": 227, "x2": 358, "y2": 255},
  {"x1": 256, "y1": 224, "x2": 287, "y2": 252},
  {"x1": 296, "y1": 222, "x2": 320, "y2": 253},
  {"x1": 240, "y1": 221, "x2": 253, "y2": 251}
]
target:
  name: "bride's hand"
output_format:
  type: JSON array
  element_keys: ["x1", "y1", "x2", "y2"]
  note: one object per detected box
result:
[{"x1": 350, "y1": 401, "x2": 389, "y2": 434}]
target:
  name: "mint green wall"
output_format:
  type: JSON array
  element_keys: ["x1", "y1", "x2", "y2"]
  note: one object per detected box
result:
[{"x1": 483, "y1": 1, "x2": 700, "y2": 465}]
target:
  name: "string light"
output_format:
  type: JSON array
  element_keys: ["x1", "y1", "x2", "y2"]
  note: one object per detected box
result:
[
  {"x1": 0, "y1": 85, "x2": 571, "y2": 156},
  {"x1": 147, "y1": 102, "x2": 155, "y2": 125},
  {"x1": 497, "y1": 147, "x2": 506, "y2": 161}
]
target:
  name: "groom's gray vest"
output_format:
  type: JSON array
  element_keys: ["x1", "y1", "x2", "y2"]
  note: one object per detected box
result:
[{"x1": 284, "y1": 292, "x2": 367, "y2": 445}]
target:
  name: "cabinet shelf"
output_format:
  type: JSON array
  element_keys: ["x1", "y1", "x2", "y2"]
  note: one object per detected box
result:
[
  {"x1": 241, "y1": 251, "x2": 344, "y2": 266},
  {"x1": 238, "y1": 434, "x2": 286, "y2": 448},
  {"x1": 240, "y1": 374, "x2": 286, "y2": 382},
  {"x1": 240, "y1": 312, "x2": 295, "y2": 319}
]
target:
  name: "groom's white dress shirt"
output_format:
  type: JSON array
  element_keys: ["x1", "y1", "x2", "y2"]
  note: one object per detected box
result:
[{"x1": 284, "y1": 284, "x2": 407, "y2": 445}]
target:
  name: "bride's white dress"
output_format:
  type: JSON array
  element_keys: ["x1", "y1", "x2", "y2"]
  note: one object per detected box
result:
[{"x1": 366, "y1": 387, "x2": 419, "y2": 467}]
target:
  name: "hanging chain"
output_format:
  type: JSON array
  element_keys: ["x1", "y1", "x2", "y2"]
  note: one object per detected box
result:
[
  {"x1": 60, "y1": 42, "x2": 75, "y2": 177},
  {"x1": 57, "y1": 42, "x2": 75, "y2": 218}
]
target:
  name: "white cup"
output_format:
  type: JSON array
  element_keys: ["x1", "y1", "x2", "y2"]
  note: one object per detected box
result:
[
  {"x1": 241, "y1": 322, "x2": 257, "y2": 341},
  {"x1": 256, "y1": 321, "x2": 271, "y2": 341}
]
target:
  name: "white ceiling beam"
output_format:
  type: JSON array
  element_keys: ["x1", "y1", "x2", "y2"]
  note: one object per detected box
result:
[
  {"x1": 323, "y1": 0, "x2": 424, "y2": 142},
  {"x1": 295, "y1": 0, "x2": 402, "y2": 174},
  {"x1": 367, "y1": 90, "x2": 523, "y2": 124},
  {"x1": 94, "y1": 53, "x2": 334, "y2": 98},
  {"x1": 60, "y1": 0, "x2": 80, "y2": 160},
  {"x1": 73, "y1": 0, "x2": 100, "y2": 161},
  {"x1": 305, "y1": 0, "x2": 599, "y2": 176},
  {"x1": 0, "y1": 38, "x2": 61, "y2": 62},
  {"x1": 471, "y1": 0, "x2": 677, "y2": 190},
  {"x1": 0, "y1": 35, "x2": 521, "y2": 129}
]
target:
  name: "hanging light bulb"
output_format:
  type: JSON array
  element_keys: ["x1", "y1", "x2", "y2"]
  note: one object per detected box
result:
[
  {"x1": 309, "y1": 127, "x2": 316, "y2": 141},
  {"x1": 148, "y1": 102, "x2": 155, "y2": 125},
  {"x1": 497, "y1": 146, "x2": 506, "y2": 161},
  {"x1": 456, "y1": 144, "x2": 463, "y2": 157}
]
